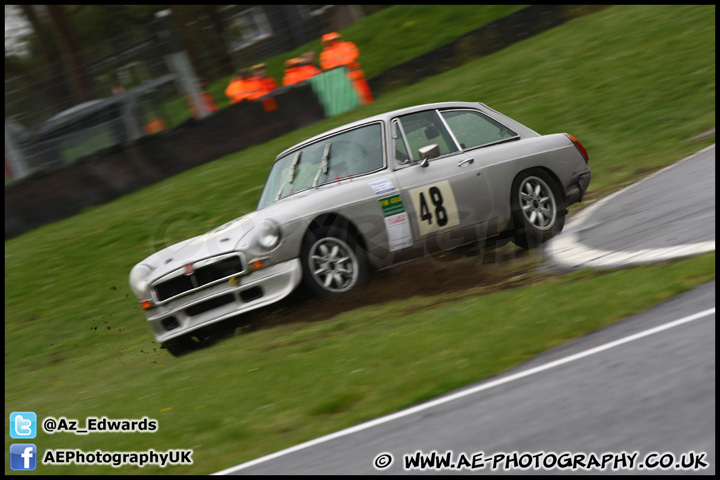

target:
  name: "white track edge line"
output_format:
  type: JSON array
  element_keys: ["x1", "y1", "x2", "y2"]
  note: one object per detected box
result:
[{"x1": 213, "y1": 307, "x2": 715, "y2": 475}]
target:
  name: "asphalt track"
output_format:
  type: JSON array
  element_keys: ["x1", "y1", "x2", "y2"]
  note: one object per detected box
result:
[
  {"x1": 546, "y1": 144, "x2": 715, "y2": 270},
  {"x1": 215, "y1": 146, "x2": 716, "y2": 475}
]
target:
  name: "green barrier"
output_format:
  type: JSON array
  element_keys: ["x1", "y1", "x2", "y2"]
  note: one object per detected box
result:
[{"x1": 308, "y1": 67, "x2": 361, "y2": 117}]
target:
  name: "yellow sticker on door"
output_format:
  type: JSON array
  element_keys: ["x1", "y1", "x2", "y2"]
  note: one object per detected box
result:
[{"x1": 408, "y1": 180, "x2": 460, "y2": 236}]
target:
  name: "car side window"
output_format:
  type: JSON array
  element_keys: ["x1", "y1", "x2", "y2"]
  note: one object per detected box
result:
[
  {"x1": 440, "y1": 109, "x2": 517, "y2": 149},
  {"x1": 397, "y1": 110, "x2": 458, "y2": 161}
]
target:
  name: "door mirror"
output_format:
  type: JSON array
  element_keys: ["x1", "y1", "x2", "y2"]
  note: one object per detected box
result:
[{"x1": 417, "y1": 143, "x2": 439, "y2": 167}]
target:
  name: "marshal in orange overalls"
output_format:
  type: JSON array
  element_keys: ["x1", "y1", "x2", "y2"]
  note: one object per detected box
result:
[{"x1": 319, "y1": 32, "x2": 373, "y2": 104}]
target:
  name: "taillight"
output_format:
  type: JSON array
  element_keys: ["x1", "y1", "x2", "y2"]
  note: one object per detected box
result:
[{"x1": 565, "y1": 133, "x2": 589, "y2": 163}]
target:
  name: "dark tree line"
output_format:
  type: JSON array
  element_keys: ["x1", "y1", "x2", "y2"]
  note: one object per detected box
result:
[{"x1": 5, "y1": 5, "x2": 235, "y2": 125}]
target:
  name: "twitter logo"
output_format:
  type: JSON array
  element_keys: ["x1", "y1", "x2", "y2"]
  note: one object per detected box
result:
[{"x1": 10, "y1": 412, "x2": 37, "y2": 439}]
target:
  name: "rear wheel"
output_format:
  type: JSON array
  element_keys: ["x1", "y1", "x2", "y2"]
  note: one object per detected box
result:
[
  {"x1": 511, "y1": 169, "x2": 565, "y2": 249},
  {"x1": 300, "y1": 226, "x2": 368, "y2": 296}
]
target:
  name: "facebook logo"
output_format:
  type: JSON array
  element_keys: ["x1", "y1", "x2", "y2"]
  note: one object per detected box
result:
[
  {"x1": 10, "y1": 444, "x2": 37, "y2": 471},
  {"x1": 10, "y1": 411, "x2": 37, "y2": 439}
]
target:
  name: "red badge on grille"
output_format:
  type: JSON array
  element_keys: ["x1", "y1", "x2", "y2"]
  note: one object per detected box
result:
[{"x1": 184, "y1": 263, "x2": 194, "y2": 275}]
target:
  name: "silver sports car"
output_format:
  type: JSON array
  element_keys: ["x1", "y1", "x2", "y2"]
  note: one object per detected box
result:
[{"x1": 130, "y1": 101, "x2": 591, "y2": 354}]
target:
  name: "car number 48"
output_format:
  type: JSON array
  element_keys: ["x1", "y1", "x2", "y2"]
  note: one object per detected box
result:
[{"x1": 409, "y1": 180, "x2": 460, "y2": 236}]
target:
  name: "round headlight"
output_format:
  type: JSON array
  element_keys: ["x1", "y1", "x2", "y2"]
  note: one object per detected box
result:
[
  {"x1": 129, "y1": 264, "x2": 153, "y2": 299},
  {"x1": 256, "y1": 219, "x2": 282, "y2": 251}
]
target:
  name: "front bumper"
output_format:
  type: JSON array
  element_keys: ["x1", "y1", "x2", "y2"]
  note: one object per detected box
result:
[{"x1": 145, "y1": 258, "x2": 303, "y2": 343}]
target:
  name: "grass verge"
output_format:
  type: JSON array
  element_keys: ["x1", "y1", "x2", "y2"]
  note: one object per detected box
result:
[{"x1": 4, "y1": 252, "x2": 715, "y2": 475}]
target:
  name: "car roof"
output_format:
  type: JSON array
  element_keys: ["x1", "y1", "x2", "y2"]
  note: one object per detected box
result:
[{"x1": 275, "y1": 101, "x2": 487, "y2": 160}]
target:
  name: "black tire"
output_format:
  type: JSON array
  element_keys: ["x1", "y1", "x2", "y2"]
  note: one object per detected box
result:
[
  {"x1": 162, "y1": 331, "x2": 216, "y2": 357},
  {"x1": 511, "y1": 169, "x2": 566, "y2": 250},
  {"x1": 162, "y1": 336, "x2": 194, "y2": 357},
  {"x1": 300, "y1": 226, "x2": 369, "y2": 296}
]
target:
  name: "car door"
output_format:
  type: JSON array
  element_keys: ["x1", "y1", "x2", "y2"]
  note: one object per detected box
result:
[{"x1": 390, "y1": 109, "x2": 492, "y2": 250}]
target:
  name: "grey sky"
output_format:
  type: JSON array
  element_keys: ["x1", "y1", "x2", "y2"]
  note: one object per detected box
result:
[{"x1": 5, "y1": 5, "x2": 33, "y2": 58}]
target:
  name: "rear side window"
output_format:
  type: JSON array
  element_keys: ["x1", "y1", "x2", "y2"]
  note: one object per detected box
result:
[
  {"x1": 440, "y1": 109, "x2": 517, "y2": 149},
  {"x1": 396, "y1": 110, "x2": 458, "y2": 161}
]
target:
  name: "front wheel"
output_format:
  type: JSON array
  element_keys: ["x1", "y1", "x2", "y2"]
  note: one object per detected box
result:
[
  {"x1": 161, "y1": 331, "x2": 217, "y2": 357},
  {"x1": 300, "y1": 226, "x2": 369, "y2": 296},
  {"x1": 511, "y1": 169, "x2": 565, "y2": 249}
]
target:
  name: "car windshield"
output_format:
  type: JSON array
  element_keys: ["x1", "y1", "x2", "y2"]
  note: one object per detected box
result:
[{"x1": 258, "y1": 123, "x2": 384, "y2": 208}]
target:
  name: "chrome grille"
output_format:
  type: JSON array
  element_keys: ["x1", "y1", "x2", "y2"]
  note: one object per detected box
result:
[{"x1": 154, "y1": 255, "x2": 244, "y2": 302}]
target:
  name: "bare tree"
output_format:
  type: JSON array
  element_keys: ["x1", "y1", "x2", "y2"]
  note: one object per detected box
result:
[
  {"x1": 200, "y1": 6, "x2": 235, "y2": 77},
  {"x1": 46, "y1": 5, "x2": 96, "y2": 102},
  {"x1": 169, "y1": 6, "x2": 207, "y2": 81},
  {"x1": 14, "y1": 5, "x2": 76, "y2": 118}
]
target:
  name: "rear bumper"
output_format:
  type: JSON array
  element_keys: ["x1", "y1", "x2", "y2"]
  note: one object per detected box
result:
[
  {"x1": 564, "y1": 171, "x2": 592, "y2": 208},
  {"x1": 145, "y1": 258, "x2": 303, "y2": 343}
]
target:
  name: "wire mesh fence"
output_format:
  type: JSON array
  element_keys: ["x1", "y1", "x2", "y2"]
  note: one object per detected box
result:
[
  {"x1": 6, "y1": 14, "x2": 178, "y2": 181},
  {"x1": 5, "y1": 5, "x2": 371, "y2": 183}
]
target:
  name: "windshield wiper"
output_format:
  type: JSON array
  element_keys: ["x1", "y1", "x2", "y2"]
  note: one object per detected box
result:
[
  {"x1": 275, "y1": 150, "x2": 302, "y2": 201},
  {"x1": 289, "y1": 150, "x2": 301, "y2": 183},
  {"x1": 313, "y1": 142, "x2": 332, "y2": 188}
]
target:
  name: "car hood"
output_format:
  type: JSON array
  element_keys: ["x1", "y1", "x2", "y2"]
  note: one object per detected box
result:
[
  {"x1": 141, "y1": 197, "x2": 305, "y2": 280},
  {"x1": 139, "y1": 187, "x2": 324, "y2": 284},
  {"x1": 142, "y1": 211, "x2": 263, "y2": 280}
]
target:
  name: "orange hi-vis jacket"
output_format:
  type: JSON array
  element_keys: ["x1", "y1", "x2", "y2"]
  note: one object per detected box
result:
[
  {"x1": 225, "y1": 77, "x2": 249, "y2": 104},
  {"x1": 320, "y1": 41, "x2": 361, "y2": 71},
  {"x1": 320, "y1": 40, "x2": 373, "y2": 104},
  {"x1": 283, "y1": 67, "x2": 301, "y2": 86},
  {"x1": 283, "y1": 64, "x2": 322, "y2": 86},
  {"x1": 297, "y1": 64, "x2": 321, "y2": 82},
  {"x1": 246, "y1": 76, "x2": 278, "y2": 101},
  {"x1": 226, "y1": 76, "x2": 278, "y2": 103}
]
